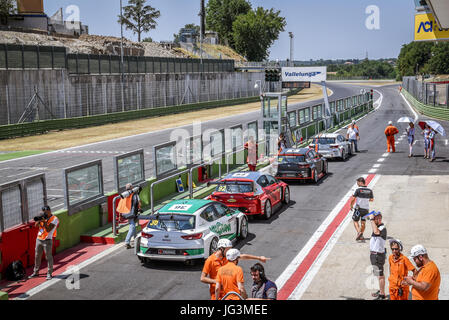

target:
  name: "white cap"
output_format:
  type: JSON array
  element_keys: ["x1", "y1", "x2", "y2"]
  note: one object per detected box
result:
[
  {"x1": 389, "y1": 238, "x2": 403, "y2": 252},
  {"x1": 226, "y1": 248, "x2": 241, "y2": 261},
  {"x1": 410, "y1": 244, "x2": 427, "y2": 258},
  {"x1": 352, "y1": 120, "x2": 356, "y2": 124},
  {"x1": 388, "y1": 121, "x2": 393, "y2": 125},
  {"x1": 217, "y1": 239, "x2": 233, "y2": 249}
]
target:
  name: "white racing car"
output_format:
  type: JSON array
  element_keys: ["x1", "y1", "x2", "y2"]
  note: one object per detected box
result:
[
  {"x1": 308, "y1": 133, "x2": 354, "y2": 161},
  {"x1": 135, "y1": 199, "x2": 249, "y2": 264}
]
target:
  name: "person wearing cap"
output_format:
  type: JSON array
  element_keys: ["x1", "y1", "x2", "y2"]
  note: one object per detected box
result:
[
  {"x1": 215, "y1": 249, "x2": 248, "y2": 300},
  {"x1": 402, "y1": 245, "x2": 441, "y2": 300},
  {"x1": 28, "y1": 206, "x2": 59, "y2": 280},
  {"x1": 367, "y1": 212, "x2": 387, "y2": 300},
  {"x1": 200, "y1": 239, "x2": 269, "y2": 300},
  {"x1": 384, "y1": 121, "x2": 399, "y2": 153},
  {"x1": 388, "y1": 239, "x2": 416, "y2": 300}
]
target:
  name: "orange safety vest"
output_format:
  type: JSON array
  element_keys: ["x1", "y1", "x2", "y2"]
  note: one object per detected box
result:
[
  {"x1": 117, "y1": 195, "x2": 133, "y2": 214},
  {"x1": 37, "y1": 215, "x2": 59, "y2": 240}
]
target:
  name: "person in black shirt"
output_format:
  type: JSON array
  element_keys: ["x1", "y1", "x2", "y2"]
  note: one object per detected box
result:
[{"x1": 350, "y1": 177, "x2": 374, "y2": 241}]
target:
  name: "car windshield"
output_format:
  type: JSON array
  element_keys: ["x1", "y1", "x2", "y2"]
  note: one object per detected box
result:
[
  {"x1": 146, "y1": 214, "x2": 195, "y2": 231},
  {"x1": 278, "y1": 155, "x2": 305, "y2": 163},
  {"x1": 313, "y1": 138, "x2": 336, "y2": 144},
  {"x1": 215, "y1": 182, "x2": 253, "y2": 193}
]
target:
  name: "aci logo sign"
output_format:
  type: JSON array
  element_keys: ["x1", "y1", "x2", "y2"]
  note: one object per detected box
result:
[
  {"x1": 282, "y1": 67, "x2": 327, "y2": 82},
  {"x1": 415, "y1": 13, "x2": 449, "y2": 41}
]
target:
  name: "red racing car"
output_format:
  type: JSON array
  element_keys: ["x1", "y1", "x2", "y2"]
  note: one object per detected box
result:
[{"x1": 208, "y1": 171, "x2": 290, "y2": 220}]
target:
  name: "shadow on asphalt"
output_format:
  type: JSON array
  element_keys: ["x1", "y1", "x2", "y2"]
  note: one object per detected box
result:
[
  {"x1": 248, "y1": 201, "x2": 295, "y2": 225},
  {"x1": 282, "y1": 172, "x2": 334, "y2": 186}
]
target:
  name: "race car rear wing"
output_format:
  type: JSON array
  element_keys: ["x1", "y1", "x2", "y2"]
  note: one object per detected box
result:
[{"x1": 207, "y1": 180, "x2": 255, "y2": 192}]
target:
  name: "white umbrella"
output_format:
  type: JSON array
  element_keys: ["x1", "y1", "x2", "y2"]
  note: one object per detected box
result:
[
  {"x1": 397, "y1": 116, "x2": 415, "y2": 123},
  {"x1": 426, "y1": 120, "x2": 446, "y2": 137}
]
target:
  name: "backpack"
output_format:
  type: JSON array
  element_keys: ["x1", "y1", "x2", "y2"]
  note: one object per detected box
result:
[{"x1": 5, "y1": 260, "x2": 26, "y2": 281}]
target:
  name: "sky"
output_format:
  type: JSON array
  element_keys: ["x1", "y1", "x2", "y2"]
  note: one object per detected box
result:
[{"x1": 43, "y1": 0, "x2": 416, "y2": 61}]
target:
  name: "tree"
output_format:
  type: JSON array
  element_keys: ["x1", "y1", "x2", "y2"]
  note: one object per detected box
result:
[
  {"x1": 232, "y1": 7, "x2": 286, "y2": 61},
  {"x1": 206, "y1": 0, "x2": 252, "y2": 47},
  {"x1": 396, "y1": 41, "x2": 433, "y2": 79},
  {"x1": 427, "y1": 42, "x2": 449, "y2": 75},
  {"x1": 0, "y1": 0, "x2": 16, "y2": 25},
  {"x1": 118, "y1": 0, "x2": 160, "y2": 42},
  {"x1": 173, "y1": 23, "x2": 200, "y2": 44}
]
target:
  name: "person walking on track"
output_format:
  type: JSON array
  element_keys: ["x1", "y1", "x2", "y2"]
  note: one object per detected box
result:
[
  {"x1": 350, "y1": 177, "x2": 374, "y2": 241},
  {"x1": 201, "y1": 239, "x2": 269, "y2": 300},
  {"x1": 385, "y1": 121, "x2": 399, "y2": 153},
  {"x1": 403, "y1": 245, "x2": 441, "y2": 300},
  {"x1": 406, "y1": 122, "x2": 415, "y2": 157},
  {"x1": 346, "y1": 123, "x2": 359, "y2": 153},
  {"x1": 388, "y1": 239, "x2": 416, "y2": 300}
]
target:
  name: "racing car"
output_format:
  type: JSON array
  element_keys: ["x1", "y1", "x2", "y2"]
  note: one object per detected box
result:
[
  {"x1": 308, "y1": 133, "x2": 353, "y2": 161},
  {"x1": 208, "y1": 171, "x2": 290, "y2": 220},
  {"x1": 275, "y1": 148, "x2": 328, "y2": 183},
  {"x1": 135, "y1": 199, "x2": 248, "y2": 263}
]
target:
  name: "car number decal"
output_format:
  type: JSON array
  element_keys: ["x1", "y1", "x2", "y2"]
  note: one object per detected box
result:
[
  {"x1": 168, "y1": 204, "x2": 192, "y2": 211},
  {"x1": 278, "y1": 157, "x2": 284, "y2": 163},
  {"x1": 232, "y1": 173, "x2": 250, "y2": 177},
  {"x1": 217, "y1": 185, "x2": 227, "y2": 192}
]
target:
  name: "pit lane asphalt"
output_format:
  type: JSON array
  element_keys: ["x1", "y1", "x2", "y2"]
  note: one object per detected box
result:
[
  {"x1": 0, "y1": 82, "x2": 368, "y2": 211},
  {"x1": 25, "y1": 82, "x2": 449, "y2": 300}
]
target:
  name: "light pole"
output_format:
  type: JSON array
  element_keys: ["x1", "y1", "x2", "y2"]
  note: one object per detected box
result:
[
  {"x1": 120, "y1": 0, "x2": 125, "y2": 112},
  {"x1": 288, "y1": 32, "x2": 294, "y2": 67}
]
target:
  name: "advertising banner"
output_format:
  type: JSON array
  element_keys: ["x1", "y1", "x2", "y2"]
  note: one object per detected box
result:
[
  {"x1": 414, "y1": 13, "x2": 449, "y2": 41},
  {"x1": 282, "y1": 67, "x2": 327, "y2": 83}
]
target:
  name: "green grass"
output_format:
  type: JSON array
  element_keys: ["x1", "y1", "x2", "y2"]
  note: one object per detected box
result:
[{"x1": 0, "y1": 150, "x2": 49, "y2": 162}]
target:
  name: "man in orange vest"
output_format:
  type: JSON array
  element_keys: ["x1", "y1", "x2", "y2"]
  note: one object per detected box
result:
[
  {"x1": 117, "y1": 183, "x2": 142, "y2": 249},
  {"x1": 385, "y1": 121, "x2": 399, "y2": 153},
  {"x1": 28, "y1": 206, "x2": 59, "y2": 280}
]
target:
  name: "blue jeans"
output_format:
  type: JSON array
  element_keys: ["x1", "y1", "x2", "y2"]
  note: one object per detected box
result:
[
  {"x1": 125, "y1": 218, "x2": 136, "y2": 245},
  {"x1": 349, "y1": 139, "x2": 358, "y2": 152}
]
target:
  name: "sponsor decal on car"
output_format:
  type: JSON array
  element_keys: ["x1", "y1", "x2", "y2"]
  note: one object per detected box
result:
[
  {"x1": 209, "y1": 222, "x2": 231, "y2": 235},
  {"x1": 168, "y1": 204, "x2": 192, "y2": 211}
]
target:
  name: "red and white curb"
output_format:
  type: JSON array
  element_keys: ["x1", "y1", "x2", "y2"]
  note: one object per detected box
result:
[{"x1": 276, "y1": 173, "x2": 380, "y2": 300}]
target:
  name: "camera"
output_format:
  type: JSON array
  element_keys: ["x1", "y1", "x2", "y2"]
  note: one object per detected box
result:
[
  {"x1": 34, "y1": 212, "x2": 49, "y2": 222},
  {"x1": 34, "y1": 206, "x2": 51, "y2": 222},
  {"x1": 120, "y1": 186, "x2": 142, "y2": 199}
]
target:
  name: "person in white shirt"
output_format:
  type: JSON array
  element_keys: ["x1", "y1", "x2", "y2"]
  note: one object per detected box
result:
[
  {"x1": 368, "y1": 212, "x2": 387, "y2": 300},
  {"x1": 346, "y1": 123, "x2": 359, "y2": 152}
]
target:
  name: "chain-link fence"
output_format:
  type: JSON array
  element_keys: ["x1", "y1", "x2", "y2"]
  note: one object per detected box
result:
[
  {"x1": 0, "y1": 71, "x2": 268, "y2": 125},
  {"x1": 402, "y1": 76, "x2": 449, "y2": 108}
]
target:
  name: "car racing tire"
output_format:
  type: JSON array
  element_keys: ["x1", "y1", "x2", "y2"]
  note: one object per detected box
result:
[
  {"x1": 313, "y1": 169, "x2": 319, "y2": 184},
  {"x1": 263, "y1": 200, "x2": 272, "y2": 220},
  {"x1": 209, "y1": 237, "x2": 219, "y2": 256},
  {"x1": 238, "y1": 217, "x2": 249, "y2": 240},
  {"x1": 341, "y1": 149, "x2": 347, "y2": 161},
  {"x1": 282, "y1": 186, "x2": 290, "y2": 205},
  {"x1": 323, "y1": 161, "x2": 328, "y2": 175},
  {"x1": 348, "y1": 144, "x2": 353, "y2": 156}
]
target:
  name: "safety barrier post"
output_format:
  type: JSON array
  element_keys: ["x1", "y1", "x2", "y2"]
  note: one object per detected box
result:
[{"x1": 112, "y1": 195, "x2": 121, "y2": 236}]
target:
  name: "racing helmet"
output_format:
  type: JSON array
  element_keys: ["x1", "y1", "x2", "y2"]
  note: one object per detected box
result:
[
  {"x1": 217, "y1": 239, "x2": 233, "y2": 249},
  {"x1": 226, "y1": 249, "x2": 241, "y2": 261}
]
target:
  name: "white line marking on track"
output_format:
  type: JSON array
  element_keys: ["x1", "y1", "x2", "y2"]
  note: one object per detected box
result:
[
  {"x1": 368, "y1": 168, "x2": 378, "y2": 173},
  {"x1": 284, "y1": 174, "x2": 382, "y2": 299},
  {"x1": 14, "y1": 243, "x2": 126, "y2": 300},
  {"x1": 400, "y1": 92, "x2": 419, "y2": 123},
  {"x1": 382, "y1": 153, "x2": 389, "y2": 157},
  {"x1": 372, "y1": 164, "x2": 381, "y2": 168},
  {"x1": 377, "y1": 158, "x2": 385, "y2": 162}
]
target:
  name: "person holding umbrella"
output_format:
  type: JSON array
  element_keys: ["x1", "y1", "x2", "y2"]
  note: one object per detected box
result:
[
  {"x1": 422, "y1": 124, "x2": 431, "y2": 159},
  {"x1": 429, "y1": 128, "x2": 437, "y2": 162},
  {"x1": 384, "y1": 121, "x2": 399, "y2": 153}
]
